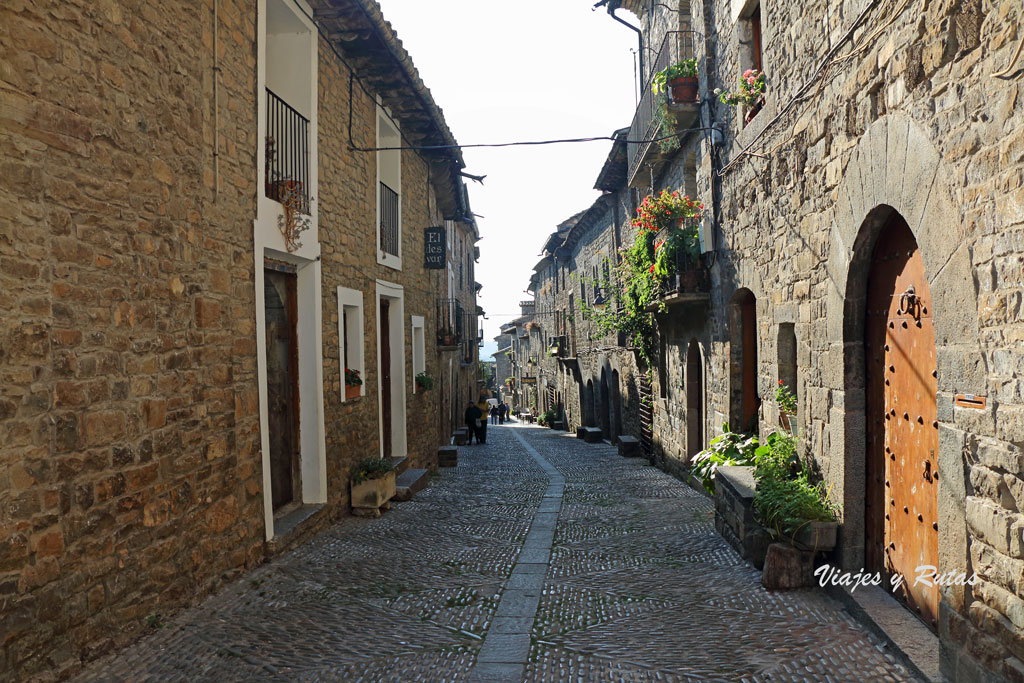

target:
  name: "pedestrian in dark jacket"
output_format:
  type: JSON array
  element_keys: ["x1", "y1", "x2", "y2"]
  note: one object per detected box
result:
[
  {"x1": 476, "y1": 398, "x2": 489, "y2": 444},
  {"x1": 490, "y1": 405, "x2": 499, "y2": 425},
  {"x1": 464, "y1": 402, "x2": 481, "y2": 445}
]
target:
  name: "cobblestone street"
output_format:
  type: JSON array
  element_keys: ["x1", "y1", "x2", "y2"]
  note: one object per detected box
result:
[{"x1": 78, "y1": 424, "x2": 919, "y2": 682}]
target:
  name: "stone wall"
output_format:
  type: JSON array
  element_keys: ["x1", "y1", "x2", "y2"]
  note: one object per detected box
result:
[
  {"x1": 632, "y1": 0, "x2": 1024, "y2": 677},
  {"x1": 0, "y1": 0, "x2": 264, "y2": 676}
]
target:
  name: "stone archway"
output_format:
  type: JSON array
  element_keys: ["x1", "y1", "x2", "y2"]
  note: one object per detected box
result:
[{"x1": 830, "y1": 114, "x2": 982, "y2": 620}]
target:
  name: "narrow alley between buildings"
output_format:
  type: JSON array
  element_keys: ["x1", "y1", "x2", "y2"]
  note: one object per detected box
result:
[{"x1": 77, "y1": 424, "x2": 917, "y2": 682}]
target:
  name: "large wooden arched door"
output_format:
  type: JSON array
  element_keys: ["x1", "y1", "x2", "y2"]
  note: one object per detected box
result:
[
  {"x1": 686, "y1": 340, "x2": 704, "y2": 461},
  {"x1": 865, "y1": 213, "x2": 939, "y2": 629}
]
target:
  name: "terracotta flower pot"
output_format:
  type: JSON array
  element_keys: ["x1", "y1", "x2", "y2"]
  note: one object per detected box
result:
[
  {"x1": 345, "y1": 384, "x2": 361, "y2": 400},
  {"x1": 669, "y1": 76, "x2": 698, "y2": 104}
]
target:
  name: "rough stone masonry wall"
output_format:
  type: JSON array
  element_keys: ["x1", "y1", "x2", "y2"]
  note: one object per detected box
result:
[
  {"x1": 678, "y1": 0, "x2": 1024, "y2": 678},
  {"x1": 318, "y1": 37, "x2": 442, "y2": 490},
  {"x1": 0, "y1": 0, "x2": 264, "y2": 677}
]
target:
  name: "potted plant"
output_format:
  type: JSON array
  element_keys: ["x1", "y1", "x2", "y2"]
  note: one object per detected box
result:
[
  {"x1": 652, "y1": 58, "x2": 699, "y2": 103},
  {"x1": 350, "y1": 457, "x2": 397, "y2": 516},
  {"x1": 774, "y1": 380, "x2": 797, "y2": 433},
  {"x1": 714, "y1": 69, "x2": 766, "y2": 122},
  {"x1": 345, "y1": 368, "x2": 362, "y2": 400},
  {"x1": 752, "y1": 431, "x2": 837, "y2": 552},
  {"x1": 690, "y1": 423, "x2": 760, "y2": 495},
  {"x1": 415, "y1": 372, "x2": 435, "y2": 391}
]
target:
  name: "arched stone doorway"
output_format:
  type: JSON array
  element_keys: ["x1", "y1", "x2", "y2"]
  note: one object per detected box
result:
[
  {"x1": 685, "y1": 339, "x2": 704, "y2": 461},
  {"x1": 599, "y1": 368, "x2": 611, "y2": 439},
  {"x1": 832, "y1": 115, "x2": 984, "y2": 644},
  {"x1": 729, "y1": 289, "x2": 759, "y2": 433},
  {"x1": 585, "y1": 379, "x2": 595, "y2": 427},
  {"x1": 611, "y1": 369, "x2": 623, "y2": 443}
]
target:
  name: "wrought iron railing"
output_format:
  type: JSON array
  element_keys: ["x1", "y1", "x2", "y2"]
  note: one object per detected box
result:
[
  {"x1": 659, "y1": 242, "x2": 710, "y2": 296},
  {"x1": 437, "y1": 298, "x2": 464, "y2": 346},
  {"x1": 379, "y1": 182, "x2": 399, "y2": 258},
  {"x1": 626, "y1": 30, "x2": 699, "y2": 184},
  {"x1": 265, "y1": 88, "x2": 310, "y2": 215}
]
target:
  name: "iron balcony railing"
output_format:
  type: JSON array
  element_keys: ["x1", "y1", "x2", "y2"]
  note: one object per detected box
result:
[
  {"x1": 437, "y1": 298, "x2": 464, "y2": 346},
  {"x1": 626, "y1": 30, "x2": 699, "y2": 184},
  {"x1": 265, "y1": 88, "x2": 310, "y2": 215},
  {"x1": 379, "y1": 182, "x2": 400, "y2": 258}
]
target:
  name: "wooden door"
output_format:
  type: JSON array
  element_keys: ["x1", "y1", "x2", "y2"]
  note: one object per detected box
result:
[
  {"x1": 865, "y1": 214, "x2": 939, "y2": 629},
  {"x1": 264, "y1": 267, "x2": 299, "y2": 510},
  {"x1": 740, "y1": 294, "x2": 758, "y2": 432},
  {"x1": 380, "y1": 299, "x2": 392, "y2": 459},
  {"x1": 686, "y1": 340, "x2": 704, "y2": 460}
]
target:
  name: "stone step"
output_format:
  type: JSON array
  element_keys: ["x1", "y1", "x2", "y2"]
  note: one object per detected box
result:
[
  {"x1": 582, "y1": 427, "x2": 603, "y2": 444},
  {"x1": 388, "y1": 455, "x2": 409, "y2": 474},
  {"x1": 438, "y1": 445, "x2": 458, "y2": 468},
  {"x1": 393, "y1": 468, "x2": 429, "y2": 502},
  {"x1": 617, "y1": 435, "x2": 640, "y2": 457}
]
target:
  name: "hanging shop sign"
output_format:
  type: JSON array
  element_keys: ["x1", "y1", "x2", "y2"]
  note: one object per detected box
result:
[{"x1": 424, "y1": 226, "x2": 446, "y2": 269}]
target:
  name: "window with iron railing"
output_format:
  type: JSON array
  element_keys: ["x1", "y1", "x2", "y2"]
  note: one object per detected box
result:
[
  {"x1": 379, "y1": 182, "x2": 399, "y2": 259},
  {"x1": 436, "y1": 298, "x2": 464, "y2": 346},
  {"x1": 265, "y1": 88, "x2": 310, "y2": 215}
]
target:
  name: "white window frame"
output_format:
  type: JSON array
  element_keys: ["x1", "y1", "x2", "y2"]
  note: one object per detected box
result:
[
  {"x1": 337, "y1": 286, "x2": 365, "y2": 401},
  {"x1": 411, "y1": 315, "x2": 425, "y2": 393},
  {"x1": 376, "y1": 105, "x2": 402, "y2": 270}
]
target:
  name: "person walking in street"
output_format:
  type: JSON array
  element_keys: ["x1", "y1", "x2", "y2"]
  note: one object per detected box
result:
[
  {"x1": 498, "y1": 403, "x2": 505, "y2": 425},
  {"x1": 476, "y1": 396, "x2": 490, "y2": 444},
  {"x1": 464, "y1": 401, "x2": 482, "y2": 445},
  {"x1": 504, "y1": 403, "x2": 511, "y2": 422},
  {"x1": 490, "y1": 404, "x2": 499, "y2": 425}
]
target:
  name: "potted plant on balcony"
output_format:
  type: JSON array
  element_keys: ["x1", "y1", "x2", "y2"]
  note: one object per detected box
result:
[
  {"x1": 415, "y1": 372, "x2": 435, "y2": 391},
  {"x1": 345, "y1": 368, "x2": 362, "y2": 400},
  {"x1": 652, "y1": 58, "x2": 699, "y2": 104},
  {"x1": 714, "y1": 69, "x2": 766, "y2": 123},
  {"x1": 349, "y1": 456, "x2": 397, "y2": 517},
  {"x1": 774, "y1": 380, "x2": 797, "y2": 433}
]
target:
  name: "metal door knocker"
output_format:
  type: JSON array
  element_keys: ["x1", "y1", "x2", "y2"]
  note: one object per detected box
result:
[{"x1": 897, "y1": 285, "x2": 923, "y2": 320}]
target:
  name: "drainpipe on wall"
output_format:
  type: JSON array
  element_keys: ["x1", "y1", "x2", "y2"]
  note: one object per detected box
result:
[{"x1": 594, "y1": 0, "x2": 644, "y2": 87}]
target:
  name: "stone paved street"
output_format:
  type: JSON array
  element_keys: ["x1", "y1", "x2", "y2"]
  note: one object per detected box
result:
[{"x1": 77, "y1": 424, "x2": 919, "y2": 682}]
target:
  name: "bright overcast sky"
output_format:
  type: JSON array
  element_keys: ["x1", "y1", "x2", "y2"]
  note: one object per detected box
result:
[{"x1": 374, "y1": 0, "x2": 639, "y2": 358}]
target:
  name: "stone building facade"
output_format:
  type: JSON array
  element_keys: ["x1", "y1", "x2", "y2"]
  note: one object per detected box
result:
[
  {"x1": 510, "y1": 0, "x2": 1024, "y2": 677},
  {"x1": 0, "y1": 0, "x2": 475, "y2": 677}
]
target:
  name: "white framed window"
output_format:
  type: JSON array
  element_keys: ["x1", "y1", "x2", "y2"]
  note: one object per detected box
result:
[
  {"x1": 338, "y1": 286, "x2": 364, "y2": 401},
  {"x1": 376, "y1": 106, "x2": 402, "y2": 270},
  {"x1": 411, "y1": 315, "x2": 425, "y2": 393}
]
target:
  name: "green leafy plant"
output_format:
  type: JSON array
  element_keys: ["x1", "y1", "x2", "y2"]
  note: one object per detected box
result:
[
  {"x1": 579, "y1": 191, "x2": 703, "y2": 364},
  {"x1": 774, "y1": 380, "x2": 797, "y2": 414},
  {"x1": 690, "y1": 423, "x2": 760, "y2": 495},
  {"x1": 654, "y1": 101, "x2": 680, "y2": 154},
  {"x1": 652, "y1": 58, "x2": 698, "y2": 94},
  {"x1": 350, "y1": 457, "x2": 396, "y2": 485},
  {"x1": 537, "y1": 408, "x2": 558, "y2": 427},
  {"x1": 714, "y1": 69, "x2": 766, "y2": 107},
  {"x1": 753, "y1": 431, "x2": 837, "y2": 537},
  {"x1": 504, "y1": 377, "x2": 514, "y2": 386},
  {"x1": 345, "y1": 368, "x2": 362, "y2": 386},
  {"x1": 415, "y1": 372, "x2": 435, "y2": 390}
]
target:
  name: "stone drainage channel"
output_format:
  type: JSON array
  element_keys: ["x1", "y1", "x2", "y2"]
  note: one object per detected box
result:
[{"x1": 469, "y1": 429, "x2": 564, "y2": 682}]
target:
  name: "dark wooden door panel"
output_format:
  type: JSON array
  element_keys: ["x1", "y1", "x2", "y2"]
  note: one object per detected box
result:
[
  {"x1": 265, "y1": 268, "x2": 299, "y2": 510},
  {"x1": 380, "y1": 299, "x2": 392, "y2": 460}
]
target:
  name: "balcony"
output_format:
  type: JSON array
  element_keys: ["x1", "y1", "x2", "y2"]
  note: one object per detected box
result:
[
  {"x1": 547, "y1": 335, "x2": 567, "y2": 358},
  {"x1": 379, "y1": 182, "x2": 399, "y2": 258},
  {"x1": 646, "y1": 247, "x2": 710, "y2": 312},
  {"x1": 437, "y1": 298, "x2": 464, "y2": 347},
  {"x1": 627, "y1": 31, "x2": 701, "y2": 188},
  {"x1": 265, "y1": 88, "x2": 310, "y2": 215},
  {"x1": 462, "y1": 312, "x2": 478, "y2": 364}
]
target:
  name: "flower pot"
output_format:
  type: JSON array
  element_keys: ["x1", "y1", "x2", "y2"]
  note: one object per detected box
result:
[
  {"x1": 744, "y1": 97, "x2": 765, "y2": 123},
  {"x1": 350, "y1": 471, "x2": 396, "y2": 516},
  {"x1": 669, "y1": 76, "x2": 698, "y2": 104},
  {"x1": 345, "y1": 384, "x2": 361, "y2": 400},
  {"x1": 791, "y1": 520, "x2": 838, "y2": 552}
]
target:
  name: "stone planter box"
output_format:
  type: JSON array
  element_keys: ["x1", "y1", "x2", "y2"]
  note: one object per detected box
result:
[
  {"x1": 714, "y1": 466, "x2": 770, "y2": 570},
  {"x1": 350, "y1": 471, "x2": 395, "y2": 517}
]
